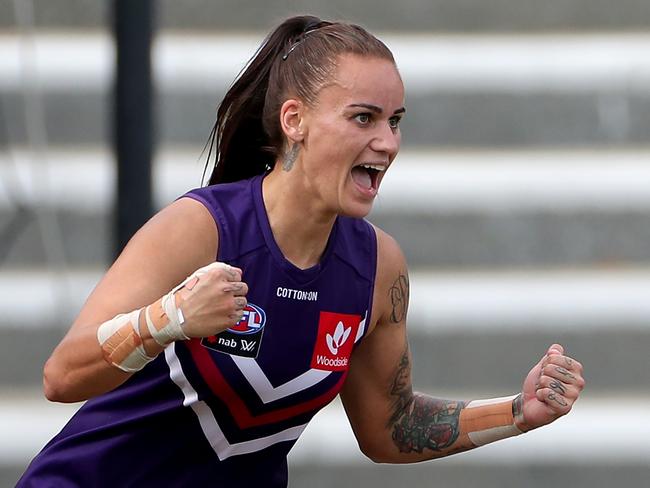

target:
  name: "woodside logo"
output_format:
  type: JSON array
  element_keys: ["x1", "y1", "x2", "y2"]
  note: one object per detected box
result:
[
  {"x1": 310, "y1": 311, "x2": 361, "y2": 372},
  {"x1": 326, "y1": 321, "x2": 351, "y2": 355}
]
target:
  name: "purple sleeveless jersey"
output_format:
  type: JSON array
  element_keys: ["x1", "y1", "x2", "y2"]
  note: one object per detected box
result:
[{"x1": 18, "y1": 174, "x2": 377, "y2": 487}]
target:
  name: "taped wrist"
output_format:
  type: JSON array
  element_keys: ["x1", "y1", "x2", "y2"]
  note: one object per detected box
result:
[
  {"x1": 96, "y1": 309, "x2": 156, "y2": 373},
  {"x1": 144, "y1": 290, "x2": 189, "y2": 346},
  {"x1": 96, "y1": 262, "x2": 233, "y2": 371},
  {"x1": 97, "y1": 284, "x2": 189, "y2": 372},
  {"x1": 459, "y1": 394, "x2": 523, "y2": 446},
  {"x1": 144, "y1": 261, "x2": 236, "y2": 345}
]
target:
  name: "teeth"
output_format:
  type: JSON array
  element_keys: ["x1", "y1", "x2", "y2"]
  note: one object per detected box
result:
[{"x1": 360, "y1": 164, "x2": 386, "y2": 171}]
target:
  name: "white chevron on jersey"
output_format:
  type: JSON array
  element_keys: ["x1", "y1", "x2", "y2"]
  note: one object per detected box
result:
[
  {"x1": 229, "y1": 311, "x2": 367, "y2": 404},
  {"x1": 231, "y1": 356, "x2": 331, "y2": 404},
  {"x1": 354, "y1": 312, "x2": 367, "y2": 343},
  {"x1": 165, "y1": 345, "x2": 308, "y2": 460}
]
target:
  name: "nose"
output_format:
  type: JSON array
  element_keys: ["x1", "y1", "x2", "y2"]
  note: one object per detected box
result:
[{"x1": 370, "y1": 122, "x2": 400, "y2": 158}]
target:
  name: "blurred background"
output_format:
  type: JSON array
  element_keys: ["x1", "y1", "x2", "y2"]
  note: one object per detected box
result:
[{"x1": 1, "y1": 1, "x2": 649, "y2": 486}]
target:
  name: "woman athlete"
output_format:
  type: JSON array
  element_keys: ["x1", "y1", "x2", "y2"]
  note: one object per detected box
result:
[{"x1": 18, "y1": 15, "x2": 584, "y2": 487}]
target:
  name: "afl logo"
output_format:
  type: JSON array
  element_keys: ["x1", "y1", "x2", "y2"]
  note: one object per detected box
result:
[{"x1": 228, "y1": 303, "x2": 266, "y2": 335}]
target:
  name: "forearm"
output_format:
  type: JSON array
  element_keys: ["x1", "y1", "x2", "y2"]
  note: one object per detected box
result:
[
  {"x1": 375, "y1": 343, "x2": 524, "y2": 463},
  {"x1": 43, "y1": 325, "x2": 136, "y2": 403},
  {"x1": 386, "y1": 391, "x2": 524, "y2": 463},
  {"x1": 44, "y1": 299, "x2": 171, "y2": 403},
  {"x1": 43, "y1": 262, "x2": 246, "y2": 403},
  {"x1": 346, "y1": 253, "x2": 581, "y2": 464},
  {"x1": 388, "y1": 392, "x2": 469, "y2": 460}
]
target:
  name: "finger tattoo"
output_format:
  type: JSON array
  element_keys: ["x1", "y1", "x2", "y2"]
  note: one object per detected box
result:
[
  {"x1": 555, "y1": 366, "x2": 577, "y2": 381},
  {"x1": 547, "y1": 392, "x2": 568, "y2": 407},
  {"x1": 549, "y1": 380, "x2": 567, "y2": 395}
]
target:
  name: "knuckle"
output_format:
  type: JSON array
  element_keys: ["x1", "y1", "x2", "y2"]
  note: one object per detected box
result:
[
  {"x1": 220, "y1": 283, "x2": 233, "y2": 294},
  {"x1": 224, "y1": 264, "x2": 241, "y2": 279},
  {"x1": 205, "y1": 266, "x2": 219, "y2": 277}
]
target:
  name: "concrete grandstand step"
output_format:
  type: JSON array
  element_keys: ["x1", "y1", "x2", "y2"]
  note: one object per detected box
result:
[
  {"x1": 2, "y1": 393, "x2": 648, "y2": 487},
  {"x1": 1, "y1": 268, "x2": 649, "y2": 392},
  {"x1": 6, "y1": 193, "x2": 650, "y2": 269},
  {"x1": 2, "y1": 0, "x2": 650, "y2": 32},
  {"x1": 2, "y1": 33, "x2": 650, "y2": 147},
  {"x1": 3, "y1": 148, "x2": 650, "y2": 268},
  {"x1": 5, "y1": 87, "x2": 650, "y2": 148}
]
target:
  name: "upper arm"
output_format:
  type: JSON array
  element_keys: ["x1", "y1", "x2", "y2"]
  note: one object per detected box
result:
[
  {"x1": 43, "y1": 196, "x2": 220, "y2": 402},
  {"x1": 340, "y1": 226, "x2": 412, "y2": 460},
  {"x1": 67, "y1": 196, "x2": 218, "y2": 339}
]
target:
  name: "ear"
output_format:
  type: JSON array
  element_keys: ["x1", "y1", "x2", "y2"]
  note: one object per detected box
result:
[{"x1": 279, "y1": 99, "x2": 305, "y2": 143}]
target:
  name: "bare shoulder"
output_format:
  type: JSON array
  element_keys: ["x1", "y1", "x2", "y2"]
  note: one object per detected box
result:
[
  {"x1": 118, "y1": 196, "x2": 218, "y2": 278},
  {"x1": 369, "y1": 224, "x2": 410, "y2": 332},
  {"x1": 373, "y1": 225, "x2": 407, "y2": 277},
  {"x1": 140, "y1": 196, "x2": 218, "y2": 261},
  {"x1": 76, "y1": 197, "x2": 218, "y2": 324}
]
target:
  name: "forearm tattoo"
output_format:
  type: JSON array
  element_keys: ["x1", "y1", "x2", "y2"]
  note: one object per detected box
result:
[
  {"x1": 388, "y1": 346, "x2": 464, "y2": 453},
  {"x1": 389, "y1": 273, "x2": 409, "y2": 324}
]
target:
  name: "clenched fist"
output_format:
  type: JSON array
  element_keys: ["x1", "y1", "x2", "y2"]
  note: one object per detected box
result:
[
  {"x1": 516, "y1": 344, "x2": 585, "y2": 432},
  {"x1": 175, "y1": 262, "x2": 249, "y2": 338}
]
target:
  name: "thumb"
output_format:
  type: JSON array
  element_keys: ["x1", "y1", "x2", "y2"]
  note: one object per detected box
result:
[{"x1": 547, "y1": 343, "x2": 564, "y2": 356}]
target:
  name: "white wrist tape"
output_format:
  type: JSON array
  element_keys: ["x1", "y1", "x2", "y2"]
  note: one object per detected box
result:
[
  {"x1": 143, "y1": 261, "x2": 235, "y2": 346},
  {"x1": 144, "y1": 291, "x2": 189, "y2": 346},
  {"x1": 460, "y1": 394, "x2": 523, "y2": 446},
  {"x1": 96, "y1": 309, "x2": 156, "y2": 373},
  {"x1": 97, "y1": 262, "x2": 236, "y2": 369}
]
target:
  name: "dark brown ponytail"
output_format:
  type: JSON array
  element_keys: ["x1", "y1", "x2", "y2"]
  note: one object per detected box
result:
[{"x1": 204, "y1": 15, "x2": 395, "y2": 186}]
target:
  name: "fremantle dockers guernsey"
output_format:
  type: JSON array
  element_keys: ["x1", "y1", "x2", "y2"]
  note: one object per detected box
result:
[{"x1": 18, "y1": 174, "x2": 377, "y2": 487}]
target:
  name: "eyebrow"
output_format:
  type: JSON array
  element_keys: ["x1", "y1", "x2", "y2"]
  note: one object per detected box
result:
[{"x1": 348, "y1": 103, "x2": 406, "y2": 115}]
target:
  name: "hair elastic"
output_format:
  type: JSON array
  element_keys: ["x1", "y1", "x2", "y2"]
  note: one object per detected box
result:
[{"x1": 282, "y1": 21, "x2": 331, "y2": 60}]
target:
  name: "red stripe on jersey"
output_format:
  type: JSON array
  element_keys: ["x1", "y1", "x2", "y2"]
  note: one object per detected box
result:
[{"x1": 187, "y1": 339, "x2": 345, "y2": 429}]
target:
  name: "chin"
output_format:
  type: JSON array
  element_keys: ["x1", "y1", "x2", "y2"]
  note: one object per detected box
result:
[{"x1": 339, "y1": 201, "x2": 374, "y2": 220}]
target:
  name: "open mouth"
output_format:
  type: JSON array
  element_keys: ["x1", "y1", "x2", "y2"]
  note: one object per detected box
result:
[{"x1": 351, "y1": 163, "x2": 385, "y2": 191}]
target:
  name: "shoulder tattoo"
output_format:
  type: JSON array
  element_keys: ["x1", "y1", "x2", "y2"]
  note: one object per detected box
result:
[{"x1": 389, "y1": 272, "x2": 409, "y2": 324}]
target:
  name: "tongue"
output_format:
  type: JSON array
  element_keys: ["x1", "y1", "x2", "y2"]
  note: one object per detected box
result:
[{"x1": 351, "y1": 167, "x2": 372, "y2": 189}]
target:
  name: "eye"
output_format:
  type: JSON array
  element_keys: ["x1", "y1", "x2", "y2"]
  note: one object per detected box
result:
[
  {"x1": 389, "y1": 116, "x2": 402, "y2": 130},
  {"x1": 354, "y1": 113, "x2": 372, "y2": 125}
]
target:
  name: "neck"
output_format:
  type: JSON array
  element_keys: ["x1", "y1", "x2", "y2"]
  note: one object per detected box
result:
[{"x1": 262, "y1": 169, "x2": 336, "y2": 270}]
